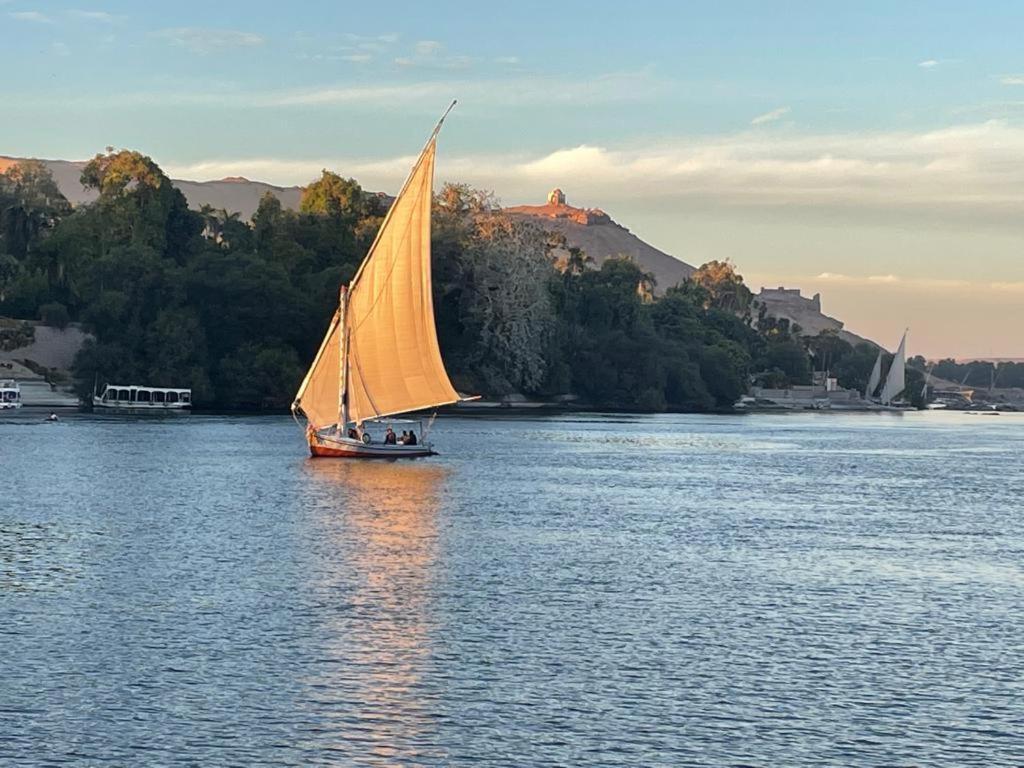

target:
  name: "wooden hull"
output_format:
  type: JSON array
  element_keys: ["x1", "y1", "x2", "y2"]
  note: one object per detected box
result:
[{"x1": 308, "y1": 432, "x2": 435, "y2": 459}]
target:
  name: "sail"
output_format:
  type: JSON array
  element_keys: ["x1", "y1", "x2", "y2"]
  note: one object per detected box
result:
[
  {"x1": 865, "y1": 350, "x2": 883, "y2": 399},
  {"x1": 879, "y1": 331, "x2": 907, "y2": 405},
  {"x1": 293, "y1": 311, "x2": 341, "y2": 429},
  {"x1": 344, "y1": 139, "x2": 460, "y2": 424}
]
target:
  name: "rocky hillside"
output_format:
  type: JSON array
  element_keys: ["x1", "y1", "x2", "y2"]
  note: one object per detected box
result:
[
  {"x1": 754, "y1": 287, "x2": 875, "y2": 349},
  {"x1": 3, "y1": 159, "x2": 696, "y2": 290},
  {"x1": 507, "y1": 190, "x2": 695, "y2": 290}
]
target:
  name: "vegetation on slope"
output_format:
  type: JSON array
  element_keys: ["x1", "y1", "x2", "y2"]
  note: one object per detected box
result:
[{"x1": 1, "y1": 152, "x2": 899, "y2": 410}]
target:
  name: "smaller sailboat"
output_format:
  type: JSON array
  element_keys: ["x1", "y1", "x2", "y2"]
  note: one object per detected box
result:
[
  {"x1": 865, "y1": 330, "x2": 909, "y2": 408},
  {"x1": 865, "y1": 350, "x2": 883, "y2": 401},
  {"x1": 291, "y1": 102, "x2": 475, "y2": 458}
]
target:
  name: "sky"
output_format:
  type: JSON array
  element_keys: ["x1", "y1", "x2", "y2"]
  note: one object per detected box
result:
[{"x1": 3, "y1": 0, "x2": 1024, "y2": 359}]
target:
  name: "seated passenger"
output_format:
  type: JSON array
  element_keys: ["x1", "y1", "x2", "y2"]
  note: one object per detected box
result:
[
  {"x1": 399, "y1": 430, "x2": 409, "y2": 444},
  {"x1": 384, "y1": 427, "x2": 397, "y2": 445},
  {"x1": 406, "y1": 429, "x2": 418, "y2": 446},
  {"x1": 347, "y1": 427, "x2": 359, "y2": 440}
]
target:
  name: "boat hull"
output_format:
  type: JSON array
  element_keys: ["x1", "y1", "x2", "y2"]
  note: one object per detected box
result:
[
  {"x1": 92, "y1": 399, "x2": 191, "y2": 413},
  {"x1": 308, "y1": 432, "x2": 435, "y2": 459}
]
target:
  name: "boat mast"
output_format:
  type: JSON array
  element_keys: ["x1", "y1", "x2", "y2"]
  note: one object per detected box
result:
[{"x1": 338, "y1": 285, "x2": 350, "y2": 428}]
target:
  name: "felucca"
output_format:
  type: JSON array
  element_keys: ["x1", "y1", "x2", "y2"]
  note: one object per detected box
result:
[
  {"x1": 291, "y1": 102, "x2": 475, "y2": 458},
  {"x1": 865, "y1": 330, "x2": 909, "y2": 408}
]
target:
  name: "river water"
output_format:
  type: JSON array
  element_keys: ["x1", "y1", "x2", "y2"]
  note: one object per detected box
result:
[{"x1": 1, "y1": 411, "x2": 1022, "y2": 766}]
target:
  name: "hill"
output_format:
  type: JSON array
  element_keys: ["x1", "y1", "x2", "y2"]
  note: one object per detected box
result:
[
  {"x1": 4, "y1": 157, "x2": 696, "y2": 288},
  {"x1": 506, "y1": 189, "x2": 695, "y2": 290},
  {"x1": 0, "y1": 156, "x2": 302, "y2": 219}
]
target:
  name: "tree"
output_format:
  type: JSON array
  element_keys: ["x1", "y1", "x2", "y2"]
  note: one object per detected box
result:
[
  {"x1": 0, "y1": 160, "x2": 71, "y2": 260},
  {"x1": 687, "y1": 260, "x2": 753, "y2": 315},
  {"x1": 806, "y1": 329, "x2": 853, "y2": 372}
]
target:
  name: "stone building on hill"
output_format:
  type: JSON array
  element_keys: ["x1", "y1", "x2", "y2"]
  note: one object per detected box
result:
[
  {"x1": 754, "y1": 286, "x2": 873, "y2": 349},
  {"x1": 504, "y1": 189, "x2": 695, "y2": 290},
  {"x1": 507, "y1": 189, "x2": 612, "y2": 226}
]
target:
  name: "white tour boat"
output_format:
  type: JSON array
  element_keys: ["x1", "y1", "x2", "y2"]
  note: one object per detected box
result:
[
  {"x1": 1, "y1": 379, "x2": 22, "y2": 410},
  {"x1": 93, "y1": 384, "x2": 192, "y2": 412}
]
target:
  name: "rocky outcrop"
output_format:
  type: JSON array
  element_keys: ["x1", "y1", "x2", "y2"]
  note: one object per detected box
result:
[
  {"x1": 506, "y1": 190, "x2": 695, "y2": 291},
  {"x1": 754, "y1": 287, "x2": 875, "y2": 348}
]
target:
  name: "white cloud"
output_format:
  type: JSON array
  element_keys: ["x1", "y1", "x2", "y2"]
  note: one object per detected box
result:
[
  {"x1": 51, "y1": 41, "x2": 70, "y2": 56},
  {"x1": 264, "y1": 70, "x2": 662, "y2": 108},
  {"x1": 159, "y1": 120, "x2": 1024, "y2": 219},
  {"x1": 9, "y1": 10, "x2": 51, "y2": 22},
  {"x1": 69, "y1": 10, "x2": 119, "y2": 22},
  {"x1": 999, "y1": 74, "x2": 1024, "y2": 86},
  {"x1": 495, "y1": 56, "x2": 519, "y2": 65},
  {"x1": 414, "y1": 40, "x2": 442, "y2": 56},
  {"x1": 918, "y1": 59, "x2": 939, "y2": 68},
  {"x1": 751, "y1": 106, "x2": 790, "y2": 126},
  {"x1": 155, "y1": 27, "x2": 264, "y2": 54},
  {"x1": 808, "y1": 272, "x2": 1024, "y2": 294}
]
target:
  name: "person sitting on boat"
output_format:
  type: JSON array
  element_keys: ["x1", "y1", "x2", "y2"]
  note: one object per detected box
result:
[
  {"x1": 398, "y1": 430, "x2": 408, "y2": 444},
  {"x1": 384, "y1": 427, "x2": 397, "y2": 445},
  {"x1": 347, "y1": 427, "x2": 359, "y2": 440},
  {"x1": 406, "y1": 429, "x2": 418, "y2": 446}
]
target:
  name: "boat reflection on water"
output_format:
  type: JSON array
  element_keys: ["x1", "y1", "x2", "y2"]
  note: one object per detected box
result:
[{"x1": 302, "y1": 460, "x2": 449, "y2": 764}]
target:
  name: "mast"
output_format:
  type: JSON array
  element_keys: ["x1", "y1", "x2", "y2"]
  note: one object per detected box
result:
[
  {"x1": 348, "y1": 100, "x2": 456, "y2": 295},
  {"x1": 338, "y1": 285, "x2": 349, "y2": 427}
]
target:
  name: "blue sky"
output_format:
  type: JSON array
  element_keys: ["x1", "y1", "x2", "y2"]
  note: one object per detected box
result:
[{"x1": 4, "y1": 1, "x2": 1024, "y2": 357}]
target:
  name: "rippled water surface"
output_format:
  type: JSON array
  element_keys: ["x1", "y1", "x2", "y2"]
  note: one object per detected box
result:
[{"x1": 2, "y1": 411, "x2": 1023, "y2": 766}]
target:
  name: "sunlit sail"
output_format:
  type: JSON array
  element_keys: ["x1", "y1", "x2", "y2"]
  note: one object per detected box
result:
[
  {"x1": 292, "y1": 102, "x2": 472, "y2": 458},
  {"x1": 878, "y1": 330, "x2": 907, "y2": 406}
]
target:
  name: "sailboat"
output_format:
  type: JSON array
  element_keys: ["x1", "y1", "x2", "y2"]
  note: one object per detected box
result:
[
  {"x1": 865, "y1": 330, "x2": 908, "y2": 407},
  {"x1": 291, "y1": 102, "x2": 474, "y2": 458}
]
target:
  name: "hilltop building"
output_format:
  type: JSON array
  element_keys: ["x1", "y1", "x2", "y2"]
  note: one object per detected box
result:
[
  {"x1": 506, "y1": 189, "x2": 612, "y2": 226},
  {"x1": 753, "y1": 286, "x2": 873, "y2": 348}
]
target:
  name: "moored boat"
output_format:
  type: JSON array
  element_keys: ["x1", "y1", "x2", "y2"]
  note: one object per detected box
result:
[
  {"x1": 0, "y1": 379, "x2": 22, "y2": 410},
  {"x1": 93, "y1": 384, "x2": 192, "y2": 412},
  {"x1": 291, "y1": 102, "x2": 476, "y2": 459}
]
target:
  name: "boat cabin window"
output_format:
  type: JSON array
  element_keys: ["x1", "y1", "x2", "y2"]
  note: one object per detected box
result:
[
  {"x1": 166, "y1": 392, "x2": 178, "y2": 404},
  {"x1": 181, "y1": 392, "x2": 191, "y2": 404},
  {"x1": 137, "y1": 390, "x2": 151, "y2": 403},
  {"x1": 153, "y1": 391, "x2": 165, "y2": 404},
  {"x1": 119, "y1": 389, "x2": 129, "y2": 401}
]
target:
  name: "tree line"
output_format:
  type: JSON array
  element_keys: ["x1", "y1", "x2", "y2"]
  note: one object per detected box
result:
[{"x1": 1, "y1": 151, "x2": 899, "y2": 410}]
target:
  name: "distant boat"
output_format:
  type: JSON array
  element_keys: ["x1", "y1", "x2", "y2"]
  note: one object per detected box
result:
[
  {"x1": 0, "y1": 379, "x2": 21, "y2": 410},
  {"x1": 291, "y1": 102, "x2": 476, "y2": 459},
  {"x1": 93, "y1": 384, "x2": 192, "y2": 411},
  {"x1": 865, "y1": 330, "x2": 910, "y2": 408}
]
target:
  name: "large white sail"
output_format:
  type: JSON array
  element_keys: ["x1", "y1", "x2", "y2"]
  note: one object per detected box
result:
[
  {"x1": 293, "y1": 109, "x2": 462, "y2": 430},
  {"x1": 344, "y1": 138, "x2": 460, "y2": 425},
  {"x1": 879, "y1": 331, "x2": 907, "y2": 405},
  {"x1": 865, "y1": 350, "x2": 883, "y2": 399}
]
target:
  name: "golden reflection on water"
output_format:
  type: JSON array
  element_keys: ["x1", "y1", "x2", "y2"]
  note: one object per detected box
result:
[{"x1": 304, "y1": 460, "x2": 449, "y2": 765}]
